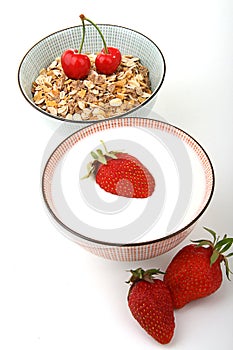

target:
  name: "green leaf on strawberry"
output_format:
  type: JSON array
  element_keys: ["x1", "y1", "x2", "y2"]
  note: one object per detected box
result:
[{"x1": 192, "y1": 227, "x2": 233, "y2": 279}]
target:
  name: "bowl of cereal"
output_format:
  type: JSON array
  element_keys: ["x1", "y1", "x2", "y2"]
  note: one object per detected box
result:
[{"x1": 18, "y1": 24, "x2": 165, "y2": 123}]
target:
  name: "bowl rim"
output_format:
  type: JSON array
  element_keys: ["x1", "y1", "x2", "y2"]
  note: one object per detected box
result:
[
  {"x1": 41, "y1": 117, "x2": 215, "y2": 247},
  {"x1": 18, "y1": 24, "x2": 166, "y2": 124}
]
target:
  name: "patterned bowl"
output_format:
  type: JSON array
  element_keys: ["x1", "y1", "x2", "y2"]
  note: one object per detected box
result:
[
  {"x1": 18, "y1": 24, "x2": 165, "y2": 123},
  {"x1": 41, "y1": 117, "x2": 215, "y2": 261}
]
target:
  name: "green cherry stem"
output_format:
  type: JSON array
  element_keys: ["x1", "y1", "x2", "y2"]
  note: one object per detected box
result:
[
  {"x1": 80, "y1": 14, "x2": 109, "y2": 54},
  {"x1": 78, "y1": 16, "x2": 86, "y2": 53}
]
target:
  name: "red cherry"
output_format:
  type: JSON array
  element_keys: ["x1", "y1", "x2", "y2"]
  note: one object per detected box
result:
[
  {"x1": 61, "y1": 49, "x2": 90, "y2": 80},
  {"x1": 95, "y1": 47, "x2": 122, "y2": 75}
]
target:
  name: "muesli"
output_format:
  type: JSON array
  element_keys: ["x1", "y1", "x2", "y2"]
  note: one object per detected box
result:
[{"x1": 31, "y1": 54, "x2": 152, "y2": 121}]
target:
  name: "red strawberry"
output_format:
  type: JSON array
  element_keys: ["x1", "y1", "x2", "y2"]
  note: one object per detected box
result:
[
  {"x1": 164, "y1": 227, "x2": 233, "y2": 309},
  {"x1": 127, "y1": 268, "x2": 175, "y2": 344},
  {"x1": 82, "y1": 141, "x2": 155, "y2": 198}
]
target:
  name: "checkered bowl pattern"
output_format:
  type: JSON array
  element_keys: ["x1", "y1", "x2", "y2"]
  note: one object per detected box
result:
[
  {"x1": 42, "y1": 117, "x2": 215, "y2": 261},
  {"x1": 18, "y1": 24, "x2": 166, "y2": 123}
]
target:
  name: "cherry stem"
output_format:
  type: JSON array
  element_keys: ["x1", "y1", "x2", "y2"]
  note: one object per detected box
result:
[
  {"x1": 80, "y1": 14, "x2": 109, "y2": 54},
  {"x1": 78, "y1": 17, "x2": 86, "y2": 53}
]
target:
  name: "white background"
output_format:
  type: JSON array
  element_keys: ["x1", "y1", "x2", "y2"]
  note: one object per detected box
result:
[{"x1": 1, "y1": 0, "x2": 233, "y2": 349}]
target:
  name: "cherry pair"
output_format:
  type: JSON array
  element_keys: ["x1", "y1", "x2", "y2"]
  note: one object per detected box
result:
[{"x1": 61, "y1": 14, "x2": 122, "y2": 79}]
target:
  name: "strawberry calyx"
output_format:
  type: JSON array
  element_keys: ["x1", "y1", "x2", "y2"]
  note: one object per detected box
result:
[
  {"x1": 191, "y1": 227, "x2": 233, "y2": 280},
  {"x1": 126, "y1": 267, "x2": 165, "y2": 284},
  {"x1": 81, "y1": 140, "x2": 122, "y2": 179}
]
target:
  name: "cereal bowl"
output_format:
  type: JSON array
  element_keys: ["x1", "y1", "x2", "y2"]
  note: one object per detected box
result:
[
  {"x1": 18, "y1": 24, "x2": 165, "y2": 123},
  {"x1": 41, "y1": 117, "x2": 215, "y2": 261}
]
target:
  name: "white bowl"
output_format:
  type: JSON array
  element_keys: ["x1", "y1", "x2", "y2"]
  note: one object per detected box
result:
[{"x1": 41, "y1": 117, "x2": 215, "y2": 261}]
